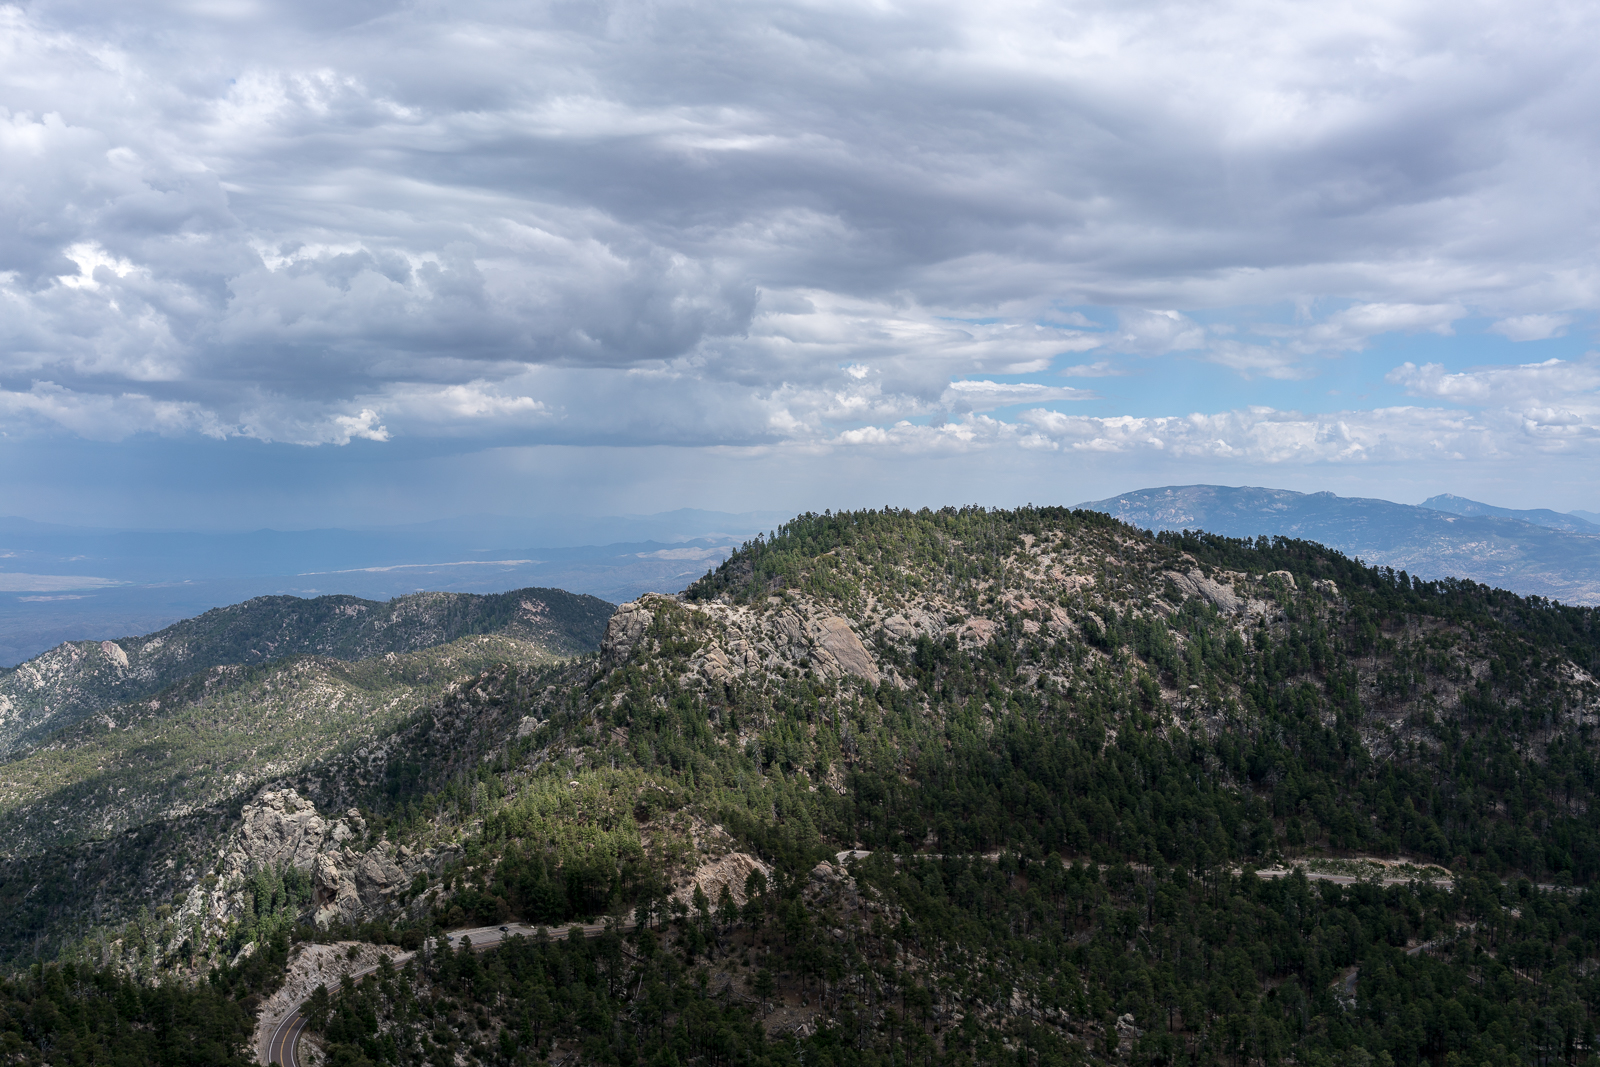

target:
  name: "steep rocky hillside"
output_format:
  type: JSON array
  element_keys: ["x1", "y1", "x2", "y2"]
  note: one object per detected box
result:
[
  {"x1": 0, "y1": 586, "x2": 611, "y2": 755},
  {"x1": 0, "y1": 651, "x2": 546, "y2": 969},
  {"x1": 17, "y1": 507, "x2": 1600, "y2": 1067},
  {"x1": 0, "y1": 633, "x2": 563, "y2": 860}
]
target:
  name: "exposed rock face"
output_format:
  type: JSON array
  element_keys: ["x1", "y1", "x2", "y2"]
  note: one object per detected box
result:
[
  {"x1": 956, "y1": 617, "x2": 996, "y2": 649},
  {"x1": 601, "y1": 601, "x2": 655, "y2": 668},
  {"x1": 768, "y1": 609, "x2": 880, "y2": 682},
  {"x1": 312, "y1": 853, "x2": 360, "y2": 926},
  {"x1": 672, "y1": 851, "x2": 774, "y2": 908},
  {"x1": 610, "y1": 594, "x2": 886, "y2": 689},
  {"x1": 881, "y1": 615, "x2": 917, "y2": 641},
  {"x1": 225, "y1": 787, "x2": 446, "y2": 929},
  {"x1": 226, "y1": 789, "x2": 330, "y2": 875},
  {"x1": 311, "y1": 846, "x2": 408, "y2": 928},
  {"x1": 808, "y1": 616, "x2": 879, "y2": 683},
  {"x1": 1165, "y1": 569, "x2": 1243, "y2": 613}
]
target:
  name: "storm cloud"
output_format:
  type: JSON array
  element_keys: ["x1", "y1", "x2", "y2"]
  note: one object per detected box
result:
[{"x1": 3, "y1": 0, "x2": 1600, "y2": 518}]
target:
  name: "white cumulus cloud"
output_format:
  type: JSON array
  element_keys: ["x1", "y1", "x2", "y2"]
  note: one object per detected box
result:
[
  {"x1": 941, "y1": 380, "x2": 1096, "y2": 413},
  {"x1": 1489, "y1": 314, "x2": 1572, "y2": 342}
]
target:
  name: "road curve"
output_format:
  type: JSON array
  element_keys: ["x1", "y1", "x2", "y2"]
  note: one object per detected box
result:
[
  {"x1": 266, "y1": 1008, "x2": 311, "y2": 1067},
  {"x1": 260, "y1": 919, "x2": 634, "y2": 1066}
]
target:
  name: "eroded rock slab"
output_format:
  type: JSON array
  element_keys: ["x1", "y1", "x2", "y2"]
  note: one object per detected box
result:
[
  {"x1": 1165, "y1": 569, "x2": 1243, "y2": 613},
  {"x1": 808, "y1": 616, "x2": 879, "y2": 683}
]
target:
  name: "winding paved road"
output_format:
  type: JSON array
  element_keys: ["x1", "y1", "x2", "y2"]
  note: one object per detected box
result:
[{"x1": 261, "y1": 920, "x2": 633, "y2": 1066}]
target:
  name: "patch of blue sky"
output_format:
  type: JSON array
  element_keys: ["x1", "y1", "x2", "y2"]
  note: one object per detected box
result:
[
  {"x1": 1358, "y1": 317, "x2": 1592, "y2": 374},
  {"x1": 957, "y1": 304, "x2": 1600, "y2": 423}
]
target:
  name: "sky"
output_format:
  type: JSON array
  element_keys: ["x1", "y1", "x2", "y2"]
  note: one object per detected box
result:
[{"x1": 4, "y1": 0, "x2": 1600, "y2": 530}]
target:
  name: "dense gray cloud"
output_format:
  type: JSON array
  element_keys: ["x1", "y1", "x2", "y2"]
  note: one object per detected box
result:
[{"x1": 3, "y1": 0, "x2": 1600, "y2": 478}]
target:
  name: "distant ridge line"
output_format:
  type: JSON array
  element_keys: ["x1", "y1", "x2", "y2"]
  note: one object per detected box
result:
[{"x1": 1077, "y1": 484, "x2": 1600, "y2": 605}]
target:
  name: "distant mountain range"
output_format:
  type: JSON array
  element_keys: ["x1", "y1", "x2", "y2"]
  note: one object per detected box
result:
[
  {"x1": 1419, "y1": 493, "x2": 1600, "y2": 533},
  {"x1": 1077, "y1": 485, "x2": 1600, "y2": 605}
]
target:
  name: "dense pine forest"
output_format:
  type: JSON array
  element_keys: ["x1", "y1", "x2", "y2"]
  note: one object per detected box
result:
[{"x1": 9, "y1": 506, "x2": 1600, "y2": 1066}]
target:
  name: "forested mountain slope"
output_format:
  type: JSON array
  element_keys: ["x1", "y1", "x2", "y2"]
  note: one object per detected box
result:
[
  {"x1": 625, "y1": 506, "x2": 1600, "y2": 877},
  {"x1": 16, "y1": 506, "x2": 1600, "y2": 1066},
  {"x1": 0, "y1": 586, "x2": 612, "y2": 756}
]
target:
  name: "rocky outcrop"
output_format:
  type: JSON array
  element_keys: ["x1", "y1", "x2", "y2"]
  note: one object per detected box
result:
[
  {"x1": 956, "y1": 616, "x2": 997, "y2": 649},
  {"x1": 613, "y1": 594, "x2": 887, "y2": 689},
  {"x1": 224, "y1": 789, "x2": 330, "y2": 876},
  {"x1": 311, "y1": 845, "x2": 409, "y2": 928},
  {"x1": 601, "y1": 601, "x2": 656, "y2": 668},
  {"x1": 606, "y1": 541, "x2": 1336, "y2": 706},
  {"x1": 768, "y1": 609, "x2": 880, "y2": 682},
  {"x1": 224, "y1": 787, "x2": 450, "y2": 929},
  {"x1": 672, "y1": 851, "x2": 773, "y2": 908},
  {"x1": 807, "y1": 616, "x2": 879, "y2": 683},
  {"x1": 1165, "y1": 569, "x2": 1243, "y2": 613}
]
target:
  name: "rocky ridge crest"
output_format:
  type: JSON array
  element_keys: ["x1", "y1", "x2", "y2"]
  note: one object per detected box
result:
[
  {"x1": 593, "y1": 519, "x2": 1598, "y2": 768},
  {"x1": 600, "y1": 542, "x2": 1313, "y2": 711}
]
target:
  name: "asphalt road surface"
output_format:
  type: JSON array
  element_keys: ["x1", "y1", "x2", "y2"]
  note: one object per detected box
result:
[{"x1": 261, "y1": 920, "x2": 634, "y2": 1066}]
